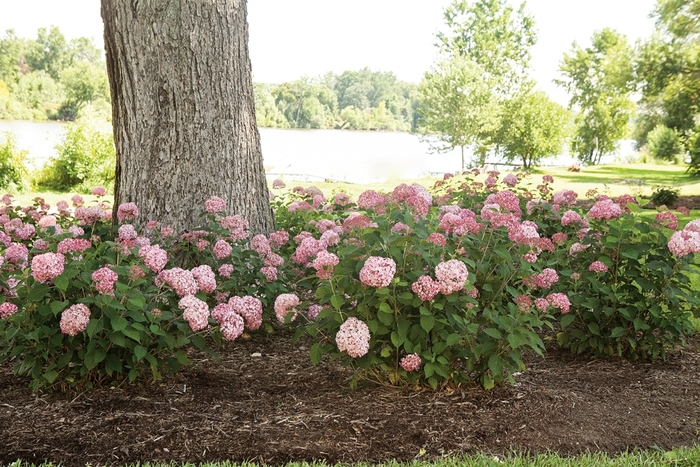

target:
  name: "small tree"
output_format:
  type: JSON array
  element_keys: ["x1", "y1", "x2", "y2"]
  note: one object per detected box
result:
[
  {"x1": 0, "y1": 132, "x2": 27, "y2": 190},
  {"x1": 647, "y1": 124, "x2": 685, "y2": 162}
]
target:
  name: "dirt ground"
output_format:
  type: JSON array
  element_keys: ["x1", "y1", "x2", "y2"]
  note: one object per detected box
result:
[
  {"x1": 1, "y1": 195, "x2": 699, "y2": 467},
  {"x1": 1, "y1": 330, "x2": 699, "y2": 467}
]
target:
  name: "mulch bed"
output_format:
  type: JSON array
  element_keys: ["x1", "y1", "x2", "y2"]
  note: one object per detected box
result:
[{"x1": 1, "y1": 331, "x2": 699, "y2": 467}]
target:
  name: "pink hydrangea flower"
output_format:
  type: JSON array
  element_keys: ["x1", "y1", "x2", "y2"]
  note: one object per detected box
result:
[
  {"x1": 336, "y1": 317, "x2": 371, "y2": 358},
  {"x1": 205, "y1": 196, "x2": 227, "y2": 214},
  {"x1": 546, "y1": 293, "x2": 571, "y2": 314},
  {"x1": 251, "y1": 234, "x2": 271, "y2": 256},
  {"x1": 71, "y1": 195, "x2": 84, "y2": 207},
  {"x1": 569, "y1": 242, "x2": 591, "y2": 256},
  {"x1": 307, "y1": 304, "x2": 324, "y2": 321},
  {"x1": 333, "y1": 192, "x2": 351, "y2": 206},
  {"x1": 118, "y1": 224, "x2": 138, "y2": 241},
  {"x1": 219, "y1": 312, "x2": 245, "y2": 341},
  {"x1": 359, "y1": 256, "x2": 397, "y2": 288},
  {"x1": 274, "y1": 293, "x2": 300, "y2": 323},
  {"x1": 515, "y1": 295, "x2": 532, "y2": 312},
  {"x1": 434, "y1": 259, "x2": 469, "y2": 295},
  {"x1": 534, "y1": 298, "x2": 549, "y2": 311},
  {"x1": 272, "y1": 179, "x2": 286, "y2": 189},
  {"x1": 668, "y1": 229, "x2": 700, "y2": 258},
  {"x1": 5, "y1": 243, "x2": 29, "y2": 266},
  {"x1": 502, "y1": 174, "x2": 518, "y2": 188},
  {"x1": 219, "y1": 215, "x2": 249, "y2": 241},
  {"x1": 551, "y1": 232, "x2": 568, "y2": 245},
  {"x1": 269, "y1": 230, "x2": 290, "y2": 247},
  {"x1": 400, "y1": 353, "x2": 422, "y2": 371},
  {"x1": 139, "y1": 244, "x2": 168, "y2": 273},
  {"x1": 91, "y1": 186, "x2": 106, "y2": 196},
  {"x1": 588, "y1": 261, "x2": 609, "y2": 273},
  {"x1": 191, "y1": 265, "x2": 217, "y2": 293},
  {"x1": 31, "y1": 252, "x2": 65, "y2": 283},
  {"x1": 158, "y1": 268, "x2": 198, "y2": 297},
  {"x1": 92, "y1": 266, "x2": 119, "y2": 296},
  {"x1": 116, "y1": 202, "x2": 139, "y2": 221},
  {"x1": 587, "y1": 199, "x2": 622, "y2": 220},
  {"x1": 60, "y1": 304, "x2": 91, "y2": 336},
  {"x1": 655, "y1": 211, "x2": 678, "y2": 230},
  {"x1": 178, "y1": 295, "x2": 210, "y2": 331},
  {"x1": 542, "y1": 175, "x2": 554, "y2": 184},
  {"x1": 57, "y1": 238, "x2": 92, "y2": 255},
  {"x1": 0, "y1": 302, "x2": 18, "y2": 319},
  {"x1": 561, "y1": 210, "x2": 584, "y2": 226},
  {"x1": 412, "y1": 275, "x2": 441, "y2": 301},
  {"x1": 260, "y1": 266, "x2": 278, "y2": 282},
  {"x1": 524, "y1": 268, "x2": 559, "y2": 289},
  {"x1": 229, "y1": 296, "x2": 263, "y2": 330},
  {"x1": 212, "y1": 239, "x2": 232, "y2": 259},
  {"x1": 312, "y1": 250, "x2": 339, "y2": 280},
  {"x1": 129, "y1": 265, "x2": 146, "y2": 280},
  {"x1": 357, "y1": 190, "x2": 387, "y2": 210},
  {"x1": 218, "y1": 264, "x2": 234, "y2": 278},
  {"x1": 552, "y1": 190, "x2": 578, "y2": 206},
  {"x1": 426, "y1": 232, "x2": 446, "y2": 246}
]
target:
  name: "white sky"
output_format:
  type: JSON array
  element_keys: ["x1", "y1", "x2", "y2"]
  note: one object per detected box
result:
[{"x1": 0, "y1": 0, "x2": 658, "y2": 105}]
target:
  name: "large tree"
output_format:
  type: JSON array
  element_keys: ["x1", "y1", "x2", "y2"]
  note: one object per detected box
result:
[
  {"x1": 557, "y1": 28, "x2": 635, "y2": 165},
  {"x1": 101, "y1": 0, "x2": 273, "y2": 234}
]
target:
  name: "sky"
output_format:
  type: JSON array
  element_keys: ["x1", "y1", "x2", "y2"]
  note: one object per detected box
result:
[{"x1": 0, "y1": 0, "x2": 659, "y2": 105}]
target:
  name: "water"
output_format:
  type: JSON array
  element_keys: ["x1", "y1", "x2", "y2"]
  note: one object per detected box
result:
[{"x1": 0, "y1": 120, "x2": 637, "y2": 183}]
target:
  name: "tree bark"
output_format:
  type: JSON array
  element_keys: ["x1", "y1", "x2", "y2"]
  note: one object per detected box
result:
[{"x1": 101, "y1": 0, "x2": 273, "y2": 235}]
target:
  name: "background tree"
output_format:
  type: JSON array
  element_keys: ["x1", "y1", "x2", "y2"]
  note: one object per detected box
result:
[
  {"x1": 557, "y1": 28, "x2": 635, "y2": 165},
  {"x1": 496, "y1": 89, "x2": 570, "y2": 169},
  {"x1": 417, "y1": 55, "x2": 498, "y2": 171},
  {"x1": 101, "y1": 0, "x2": 273, "y2": 234}
]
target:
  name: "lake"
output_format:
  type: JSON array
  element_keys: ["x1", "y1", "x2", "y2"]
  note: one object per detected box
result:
[{"x1": 0, "y1": 121, "x2": 632, "y2": 182}]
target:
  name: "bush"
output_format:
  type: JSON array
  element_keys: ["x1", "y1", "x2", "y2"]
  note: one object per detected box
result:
[
  {"x1": 650, "y1": 186, "x2": 680, "y2": 207},
  {"x1": 0, "y1": 131, "x2": 28, "y2": 191},
  {"x1": 646, "y1": 124, "x2": 684, "y2": 162},
  {"x1": 32, "y1": 119, "x2": 115, "y2": 193}
]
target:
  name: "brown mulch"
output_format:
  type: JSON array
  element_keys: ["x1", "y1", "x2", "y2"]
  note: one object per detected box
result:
[{"x1": 1, "y1": 331, "x2": 699, "y2": 467}]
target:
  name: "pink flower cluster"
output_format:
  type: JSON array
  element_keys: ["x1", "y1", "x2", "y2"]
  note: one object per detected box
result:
[
  {"x1": 272, "y1": 179, "x2": 286, "y2": 189},
  {"x1": 229, "y1": 296, "x2": 263, "y2": 330},
  {"x1": 400, "y1": 353, "x2": 422, "y2": 371},
  {"x1": 178, "y1": 295, "x2": 210, "y2": 331},
  {"x1": 204, "y1": 196, "x2": 226, "y2": 214},
  {"x1": 655, "y1": 211, "x2": 678, "y2": 230},
  {"x1": 269, "y1": 230, "x2": 290, "y2": 247},
  {"x1": 357, "y1": 190, "x2": 387, "y2": 211},
  {"x1": 502, "y1": 174, "x2": 518, "y2": 188},
  {"x1": 587, "y1": 199, "x2": 622, "y2": 220},
  {"x1": 60, "y1": 304, "x2": 91, "y2": 336},
  {"x1": 57, "y1": 238, "x2": 92, "y2": 255},
  {"x1": 546, "y1": 293, "x2": 571, "y2": 314},
  {"x1": 336, "y1": 317, "x2": 371, "y2": 358},
  {"x1": 552, "y1": 190, "x2": 578, "y2": 207},
  {"x1": 588, "y1": 261, "x2": 609, "y2": 273},
  {"x1": 191, "y1": 265, "x2": 217, "y2": 293},
  {"x1": 668, "y1": 224, "x2": 700, "y2": 258},
  {"x1": 312, "y1": 250, "x2": 339, "y2": 280},
  {"x1": 275, "y1": 293, "x2": 300, "y2": 323},
  {"x1": 484, "y1": 190, "x2": 522, "y2": 217},
  {"x1": 524, "y1": 268, "x2": 558, "y2": 289},
  {"x1": 92, "y1": 266, "x2": 119, "y2": 296},
  {"x1": 219, "y1": 215, "x2": 249, "y2": 241},
  {"x1": 434, "y1": 259, "x2": 468, "y2": 295},
  {"x1": 359, "y1": 256, "x2": 397, "y2": 288},
  {"x1": 31, "y1": 252, "x2": 65, "y2": 283},
  {"x1": 158, "y1": 268, "x2": 198, "y2": 297},
  {"x1": 515, "y1": 295, "x2": 532, "y2": 312},
  {"x1": 0, "y1": 302, "x2": 18, "y2": 319},
  {"x1": 412, "y1": 275, "x2": 441, "y2": 301},
  {"x1": 117, "y1": 202, "x2": 139, "y2": 221},
  {"x1": 139, "y1": 244, "x2": 168, "y2": 273}
]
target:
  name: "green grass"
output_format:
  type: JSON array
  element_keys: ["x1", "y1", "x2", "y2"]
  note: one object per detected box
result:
[{"x1": 5, "y1": 447, "x2": 700, "y2": 466}]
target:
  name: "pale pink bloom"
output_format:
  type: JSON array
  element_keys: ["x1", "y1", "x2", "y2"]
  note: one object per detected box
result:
[
  {"x1": 274, "y1": 293, "x2": 300, "y2": 323},
  {"x1": 118, "y1": 224, "x2": 138, "y2": 241},
  {"x1": 212, "y1": 239, "x2": 232, "y2": 259},
  {"x1": 178, "y1": 295, "x2": 210, "y2": 331},
  {"x1": 60, "y1": 304, "x2": 91, "y2": 336},
  {"x1": 391, "y1": 222, "x2": 411, "y2": 234},
  {"x1": 1, "y1": 193, "x2": 13, "y2": 205},
  {"x1": 426, "y1": 232, "x2": 447, "y2": 246},
  {"x1": 523, "y1": 251, "x2": 538, "y2": 263},
  {"x1": 319, "y1": 229, "x2": 340, "y2": 246},
  {"x1": 56, "y1": 238, "x2": 91, "y2": 255},
  {"x1": 655, "y1": 211, "x2": 678, "y2": 230},
  {"x1": 38, "y1": 215, "x2": 57, "y2": 227},
  {"x1": 191, "y1": 265, "x2": 217, "y2": 293},
  {"x1": 551, "y1": 232, "x2": 568, "y2": 245},
  {"x1": 412, "y1": 275, "x2": 441, "y2": 301},
  {"x1": 291, "y1": 236, "x2": 325, "y2": 266},
  {"x1": 552, "y1": 190, "x2": 578, "y2": 206},
  {"x1": 251, "y1": 234, "x2": 272, "y2": 256},
  {"x1": 357, "y1": 190, "x2": 386, "y2": 210},
  {"x1": 269, "y1": 230, "x2": 290, "y2": 247},
  {"x1": 668, "y1": 229, "x2": 700, "y2": 258},
  {"x1": 158, "y1": 268, "x2": 198, "y2": 297},
  {"x1": 204, "y1": 196, "x2": 226, "y2": 214},
  {"x1": 0, "y1": 302, "x2": 18, "y2": 319},
  {"x1": 116, "y1": 202, "x2": 139, "y2": 221},
  {"x1": 229, "y1": 295, "x2": 263, "y2": 330},
  {"x1": 304, "y1": 186, "x2": 323, "y2": 198},
  {"x1": 502, "y1": 174, "x2": 518, "y2": 187},
  {"x1": 676, "y1": 206, "x2": 691, "y2": 216},
  {"x1": 570, "y1": 272, "x2": 581, "y2": 281},
  {"x1": 312, "y1": 250, "x2": 339, "y2": 280},
  {"x1": 196, "y1": 239, "x2": 209, "y2": 251},
  {"x1": 219, "y1": 312, "x2": 245, "y2": 341},
  {"x1": 392, "y1": 183, "x2": 416, "y2": 202},
  {"x1": 406, "y1": 195, "x2": 431, "y2": 217},
  {"x1": 129, "y1": 265, "x2": 146, "y2": 280},
  {"x1": 515, "y1": 295, "x2": 532, "y2": 312},
  {"x1": 33, "y1": 239, "x2": 49, "y2": 251},
  {"x1": 561, "y1": 210, "x2": 584, "y2": 226},
  {"x1": 74, "y1": 205, "x2": 105, "y2": 225},
  {"x1": 307, "y1": 304, "x2": 324, "y2": 321},
  {"x1": 260, "y1": 266, "x2": 278, "y2": 282},
  {"x1": 312, "y1": 194, "x2": 326, "y2": 208},
  {"x1": 343, "y1": 212, "x2": 373, "y2": 231},
  {"x1": 68, "y1": 225, "x2": 84, "y2": 238},
  {"x1": 336, "y1": 317, "x2": 371, "y2": 358},
  {"x1": 218, "y1": 264, "x2": 234, "y2": 278},
  {"x1": 684, "y1": 219, "x2": 700, "y2": 233},
  {"x1": 400, "y1": 353, "x2": 422, "y2": 371},
  {"x1": 484, "y1": 190, "x2": 522, "y2": 217},
  {"x1": 92, "y1": 266, "x2": 119, "y2": 296},
  {"x1": 263, "y1": 252, "x2": 285, "y2": 267},
  {"x1": 534, "y1": 298, "x2": 549, "y2": 311},
  {"x1": 542, "y1": 175, "x2": 554, "y2": 184},
  {"x1": 91, "y1": 186, "x2": 106, "y2": 196},
  {"x1": 526, "y1": 199, "x2": 547, "y2": 215},
  {"x1": 272, "y1": 179, "x2": 286, "y2": 189},
  {"x1": 288, "y1": 201, "x2": 313, "y2": 212},
  {"x1": 588, "y1": 261, "x2": 609, "y2": 273},
  {"x1": 5, "y1": 243, "x2": 28, "y2": 266},
  {"x1": 587, "y1": 199, "x2": 622, "y2": 220},
  {"x1": 524, "y1": 268, "x2": 558, "y2": 289},
  {"x1": 31, "y1": 252, "x2": 65, "y2": 283},
  {"x1": 71, "y1": 195, "x2": 84, "y2": 207},
  {"x1": 145, "y1": 220, "x2": 160, "y2": 231},
  {"x1": 569, "y1": 242, "x2": 591, "y2": 256},
  {"x1": 360, "y1": 256, "x2": 397, "y2": 288},
  {"x1": 547, "y1": 293, "x2": 571, "y2": 314},
  {"x1": 333, "y1": 192, "x2": 351, "y2": 206},
  {"x1": 160, "y1": 227, "x2": 175, "y2": 238},
  {"x1": 139, "y1": 244, "x2": 168, "y2": 273},
  {"x1": 435, "y1": 259, "x2": 469, "y2": 295},
  {"x1": 219, "y1": 215, "x2": 249, "y2": 241}
]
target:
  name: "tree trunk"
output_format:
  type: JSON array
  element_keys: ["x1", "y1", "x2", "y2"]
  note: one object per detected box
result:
[{"x1": 101, "y1": 0, "x2": 273, "y2": 235}]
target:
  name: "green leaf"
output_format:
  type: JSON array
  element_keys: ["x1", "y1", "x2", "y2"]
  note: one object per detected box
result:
[
  {"x1": 50, "y1": 301, "x2": 69, "y2": 315},
  {"x1": 560, "y1": 313, "x2": 575, "y2": 328},
  {"x1": 310, "y1": 343, "x2": 323, "y2": 365},
  {"x1": 53, "y1": 275, "x2": 70, "y2": 291},
  {"x1": 482, "y1": 374, "x2": 495, "y2": 390},
  {"x1": 330, "y1": 294, "x2": 343, "y2": 310},
  {"x1": 134, "y1": 345, "x2": 147, "y2": 360},
  {"x1": 43, "y1": 370, "x2": 59, "y2": 384},
  {"x1": 27, "y1": 283, "x2": 50, "y2": 302},
  {"x1": 507, "y1": 332, "x2": 529, "y2": 349},
  {"x1": 488, "y1": 354, "x2": 504, "y2": 377},
  {"x1": 108, "y1": 332, "x2": 127, "y2": 347},
  {"x1": 111, "y1": 316, "x2": 128, "y2": 332},
  {"x1": 483, "y1": 328, "x2": 503, "y2": 339},
  {"x1": 420, "y1": 315, "x2": 435, "y2": 332},
  {"x1": 610, "y1": 327, "x2": 627, "y2": 338},
  {"x1": 84, "y1": 347, "x2": 107, "y2": 370},
  {"x1": 587, "y1": 322, "x2": 600, "y2": 336},
  {"x1": 633, "y1": 318, "x2": 650, "y2": 331},
  {"x1": 127, "y1": 296, "x2": 146, "y2": 311},
  {"x1": 122, "y1": 327, "x2": 142, "y2": 343},
  {"x1": 446, "y1": 333, "x2": 461, "y2": 346},
  {"x1": 390, "y1": 331, "x2": 404, "y2": 348}
]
